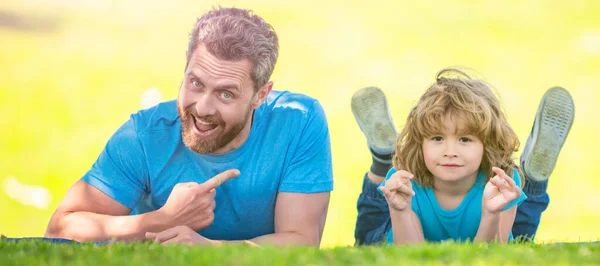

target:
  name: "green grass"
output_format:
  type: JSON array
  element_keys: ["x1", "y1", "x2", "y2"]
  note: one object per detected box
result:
[{"x1": 1, "y1": 240, "x2": 599, "y2": 266}]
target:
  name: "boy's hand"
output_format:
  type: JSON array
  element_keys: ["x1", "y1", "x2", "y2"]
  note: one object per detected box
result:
[
  {"x1": 379, "y1": 170, "x2": 415, "y2": 212},
  {"x1": 482, "y1": 167, "x2": 522, "y2": 215}
]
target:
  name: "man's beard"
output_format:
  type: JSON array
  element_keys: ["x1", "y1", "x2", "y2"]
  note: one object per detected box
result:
[{"x1": 178, "y1": 103, "x2": 253, "y2": 154}]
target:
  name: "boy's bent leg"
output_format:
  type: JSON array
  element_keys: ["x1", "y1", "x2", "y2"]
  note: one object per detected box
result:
[
  {"x1": 4, "y1": 237, "x2": 78, "y2": 244},
  {"x1": 351, "y1": 87, "x2": 397, "y2": 245},
  {"x1": 513, "y1": 180, "x2": 550, "y2": 241},
  {"x1": 355, "y1": 173, "x2": 391, "y2": 245},
  {"x1": 513, "y1": 87, "x2": 575, "y2": 241}
]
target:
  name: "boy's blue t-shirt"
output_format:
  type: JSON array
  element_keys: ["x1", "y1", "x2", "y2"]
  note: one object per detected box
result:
[
  {"x1": 380, "y1": 168, "x2": 527, "y2": 243},
  {"x1": 81, "y1": 90, "x2": 334, "y2": 241}
]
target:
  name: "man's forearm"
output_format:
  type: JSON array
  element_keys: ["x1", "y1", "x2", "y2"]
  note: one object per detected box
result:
[
  {"x1": 213, "y1": 232, "x2": 319, "y2": 247},
  {"x1": 252, "y1": 231, "x2": 320, "y2": 246},
  {"x1": 45, "y1": 210, "x2": 170, "y2": 242},
  {"x1": 474, "y1": 212, "x2": 503, "y2": 243},
  {"x1": 390, "y1": 209, "x2": 424, "y2": 245}
]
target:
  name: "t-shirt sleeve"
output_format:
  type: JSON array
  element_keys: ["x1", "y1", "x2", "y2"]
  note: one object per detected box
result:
[
  {"x1": 278, "y1": 101, "x2": 333, "y2": 193},
  {"x1": 501, "y1": 168, "x2": 528, "y2": 212},
  {"x1": 81, "y1": 117, "x2": 149, "y2": 209}
]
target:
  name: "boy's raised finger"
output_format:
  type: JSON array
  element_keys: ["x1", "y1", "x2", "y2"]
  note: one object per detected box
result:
[
  {"x1": 488, "y1": 175, "x2": 504, "y2": 189},
  {"x1": 393, "y1": 170, "x2": 414, "y2": 181},
  {"x1": 492, "y1": 167, "x2": 518, "y2": 187},
  {"x1": 491, "y1": 167, "x2": 508, "y2": 178},
  {"x1": 397, "y1": 182, "x2": 415, "y2": 196},
  {"x1": 379, "y1": 186, "x2": 393, "y2": 199},
  {"x1": 501, "y1": 173, "x2": 518, "y2": 188},
  {"x1": 383, "y1": 177, "x2": 402, "y2": 191}
]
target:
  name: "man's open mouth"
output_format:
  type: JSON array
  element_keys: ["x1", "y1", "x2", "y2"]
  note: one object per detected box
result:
[{"x1": 192, "y1": 117, "x2": 219, "y2": 137}]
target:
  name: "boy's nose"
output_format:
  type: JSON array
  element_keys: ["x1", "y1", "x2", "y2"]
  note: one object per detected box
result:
[{"x1": 443, "y1": 143, "x2": 458, "y2": 158}]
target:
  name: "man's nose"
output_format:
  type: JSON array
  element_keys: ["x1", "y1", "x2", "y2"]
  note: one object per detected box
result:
[{"x1": 195, "y1": 93, "x2": 217, "y2": 117}]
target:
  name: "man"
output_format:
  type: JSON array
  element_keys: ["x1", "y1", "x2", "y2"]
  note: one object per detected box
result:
[{"x1": 45, "y1": 7, "x2": 333, "y2": 246}]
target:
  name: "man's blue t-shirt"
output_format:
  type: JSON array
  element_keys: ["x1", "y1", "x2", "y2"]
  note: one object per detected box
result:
[
  {"x1": 81, "y1": 90, "x2": 333, "y2": 241},
  {"x1": 380, "y1": 168, "x2": 527, "y2": 243}
]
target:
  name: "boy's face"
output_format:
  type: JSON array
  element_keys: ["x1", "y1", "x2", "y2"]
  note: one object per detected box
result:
[{"x1": 422, "y1": 115, "x2": 484, "y2": 185}]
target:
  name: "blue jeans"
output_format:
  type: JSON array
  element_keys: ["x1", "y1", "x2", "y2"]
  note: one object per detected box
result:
[
  {"x1": 354, "y1": 173, "x2": 550, "y2": 245},
  {"x1": 3, "y1": 237, "x2": 110, "y2": 245}
]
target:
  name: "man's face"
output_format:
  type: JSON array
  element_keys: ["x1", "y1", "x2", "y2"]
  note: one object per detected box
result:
[{"x1": 177, "y1": 45, "x2": 269, "y2": 154}]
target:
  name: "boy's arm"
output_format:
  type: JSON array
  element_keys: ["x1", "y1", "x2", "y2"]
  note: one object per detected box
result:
[
  {"x1": 474, "y1": 205, "x2": 517, "y2": 243},
  {"x1": 390, "y1": 209, "x2": 425, "y2": 245}
]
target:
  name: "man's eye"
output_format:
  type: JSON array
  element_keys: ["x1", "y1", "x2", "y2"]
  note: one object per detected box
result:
[
  {"x1": 192, "y1": 79, "x2": 201, "y2": 88},
  {"x1": 221, "y1": 92, "x2": 233, "y2": 99}
]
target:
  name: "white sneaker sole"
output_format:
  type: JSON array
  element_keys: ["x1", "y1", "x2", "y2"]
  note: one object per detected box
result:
[
  {"x1": 523, "y1": 87, "x2": 575, "y2": 181},
  {"x1": 351, "y1": 87, "x2": 397, "y2": 153}
]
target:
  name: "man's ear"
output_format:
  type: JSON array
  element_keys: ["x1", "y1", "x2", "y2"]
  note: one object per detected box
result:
[{"x1": 252, "y1": 81, "x2": 273, "y2": 109}]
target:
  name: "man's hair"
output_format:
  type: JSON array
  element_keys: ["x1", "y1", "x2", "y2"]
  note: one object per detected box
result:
[
  {"x1": 186, "y1": 7, "x2": 279, "y2": 90},
  {"x1": 393, "y1": 68, "x2": 521, "y2": 188}
]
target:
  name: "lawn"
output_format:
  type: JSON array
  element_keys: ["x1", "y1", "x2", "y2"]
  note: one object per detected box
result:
[{"x1": 1, "y1": 239, "x2": 599, "y2": 265}]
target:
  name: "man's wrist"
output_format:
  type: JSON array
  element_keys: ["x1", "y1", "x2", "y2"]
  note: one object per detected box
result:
[
  {"x1": 208, "y1": 239, "x2": 224, "y2": 246},
  {"x1": 143, "y1": 209, "x2": 172, "y2": 231},
  {"x1": 216, "y1": 239, "x2": 260, "y2": 247}
]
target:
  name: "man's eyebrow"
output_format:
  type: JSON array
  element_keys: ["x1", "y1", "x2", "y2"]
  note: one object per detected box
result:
[
  {"x1": 212, "y1": 84, "x2": 240, "y2": 92},
  {"x1": 185, "y1": 70, "x2": 240, "y2": 92},
  {"x1": 186, "y1": 70, "x2": 200, "y2": 78}
]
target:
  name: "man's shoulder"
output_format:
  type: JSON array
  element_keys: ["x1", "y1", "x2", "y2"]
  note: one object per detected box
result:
[
  {"x1": 263, "y1": 90, "x2": 321, "y2": 116},
  {"x1": 130, "y1": 100, "x2": 179, "y2": 133}
]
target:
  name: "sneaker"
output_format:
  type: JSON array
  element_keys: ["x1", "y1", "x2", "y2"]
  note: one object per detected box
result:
[
  {"x1": 351, "y1": 87, "x2": 398, "y2": 156},
  {"x1": 521, "y1": 86, "x2": 575, "y2": 181}
]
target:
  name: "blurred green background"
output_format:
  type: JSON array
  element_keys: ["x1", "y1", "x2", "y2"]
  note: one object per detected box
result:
[{"x1": 1, "y1": 0, "x2": 599, "y2": 247}]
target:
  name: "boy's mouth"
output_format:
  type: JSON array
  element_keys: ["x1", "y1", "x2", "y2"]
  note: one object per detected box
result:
[{"x1": 440, "y1": 163, "x2": 462, "y2": 167}]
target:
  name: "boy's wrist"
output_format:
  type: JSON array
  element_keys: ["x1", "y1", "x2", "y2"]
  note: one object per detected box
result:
[
  {"x1": 389, "y1": 205, "x2": 413, "y2": 215},
  {"x1": 480, "y1": 210, "x2": 501, "y2": 222}
]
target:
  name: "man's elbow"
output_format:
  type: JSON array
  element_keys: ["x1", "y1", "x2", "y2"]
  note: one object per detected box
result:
[
  {"x1": 296, "y1": 230, "x2": 322, "y2": 247},
  {"x1": 44, "y1": 211, "x2": 94, "y2": 241},
  {"x1": 44, "y1": 211, "x2": 70, "y2": 238},
  {"x1": 44, "y1": 225, "x2": 66, "y2": 239}
]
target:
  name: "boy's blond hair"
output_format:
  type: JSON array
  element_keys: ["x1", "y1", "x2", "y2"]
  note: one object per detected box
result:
[{"x1": 393, "y1": 68, "x2": 521, "y2": 188}]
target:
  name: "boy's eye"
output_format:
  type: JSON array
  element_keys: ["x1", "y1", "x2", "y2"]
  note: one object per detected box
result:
[
  {"x1": 431, "y1": 136, "x2": 443, "y2": 141},
  {"x1": 459, "y1": 137, "x2": 472, "y2": 142}
]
